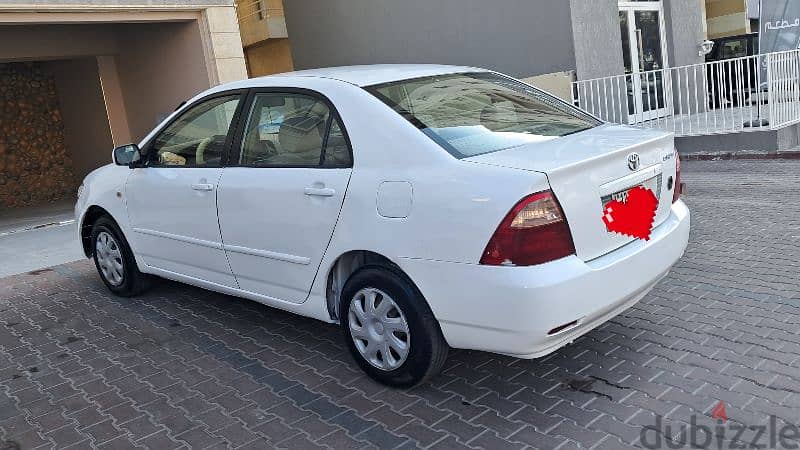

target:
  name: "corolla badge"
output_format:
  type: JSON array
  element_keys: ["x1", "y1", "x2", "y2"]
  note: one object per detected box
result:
[{"x1": 627, "y1": 153, "x2": 641, "y2": 171}]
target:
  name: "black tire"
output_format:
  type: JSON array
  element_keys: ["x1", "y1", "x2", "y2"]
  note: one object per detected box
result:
[
  {"x1": 340, "y1": 265, "x2": 448, "y2": 388},
  {"x1": 90, "y1": 216, "x2": 150, "y2": 297}
]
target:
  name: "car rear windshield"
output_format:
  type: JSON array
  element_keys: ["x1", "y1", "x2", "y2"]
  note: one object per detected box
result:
[{"x1": 366, "y1": 72, "x2": 601, "y2": 158}]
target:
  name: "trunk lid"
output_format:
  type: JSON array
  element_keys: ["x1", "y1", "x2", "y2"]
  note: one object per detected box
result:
[{"x1": 465, "y1": 124, "x2": 677, "y2": 261}]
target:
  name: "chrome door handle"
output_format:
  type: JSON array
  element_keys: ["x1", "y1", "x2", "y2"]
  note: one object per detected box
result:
[
  {"x1": 191, "y1": 183, "x2": 214, "y2": 191},
  {"x1": 304, "y1": 187, "x2": 335, "y2": 197}
]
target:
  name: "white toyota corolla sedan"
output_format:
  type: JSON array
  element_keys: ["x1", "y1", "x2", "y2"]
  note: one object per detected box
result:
[{"x1": 76, "y1": 65, "x2": 690, "y2": 387}]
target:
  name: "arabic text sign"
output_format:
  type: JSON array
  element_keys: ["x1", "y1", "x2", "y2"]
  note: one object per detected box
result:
[{"x1": 761, "y1": 0, "x2": 800, "y2": 54}]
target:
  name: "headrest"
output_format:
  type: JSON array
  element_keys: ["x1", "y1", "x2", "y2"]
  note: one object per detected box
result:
[
  {"x1": 310, "y1": 102, "x2": 329, "y2": 117},
  {"x1": 278, "y1": 113, "x2": 325, "y2": 157}
]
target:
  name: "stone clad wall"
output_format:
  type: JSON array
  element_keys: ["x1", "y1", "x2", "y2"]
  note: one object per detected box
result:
[{"x1": 0, "y1": 62, "x2": 77, "y2": 209}]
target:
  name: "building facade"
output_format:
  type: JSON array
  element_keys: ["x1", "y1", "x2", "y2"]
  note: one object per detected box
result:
[
  {"x1": 283, "y1": 0, "x2": 708, "y2": 102},
  {"x1": 705, "y1": 0, "x2": 754, "y2": 39},
  {"x1": 235, "y1": 0, "x2": 294, "y2": 77},
  {"x1": 0, "y1": 1, "x2": 248, "y2": 209},
  {"x1": 282, "y1": 0, "x2": 800, "y2": 153}
]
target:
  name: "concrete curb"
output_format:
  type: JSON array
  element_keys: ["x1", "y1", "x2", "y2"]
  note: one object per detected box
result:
[{"x1": 0, "y1": 219, "x2": 75, "y2": 238}]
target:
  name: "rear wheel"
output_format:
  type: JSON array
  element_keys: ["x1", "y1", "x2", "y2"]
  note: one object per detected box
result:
[
  {"x1": 91, "y1": 216, "x2": 150, "y2": 297},
  {"x1": 340, "y1": 266, "x2": 448, "y2": 388}
]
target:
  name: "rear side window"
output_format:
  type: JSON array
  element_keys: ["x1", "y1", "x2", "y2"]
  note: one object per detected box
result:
[
  {"x1": 366, "y1": 72, "x2": 600, "y2": 158},
  {"x1": 238, "y1": 93, "x2": 352, "y2": 167}
]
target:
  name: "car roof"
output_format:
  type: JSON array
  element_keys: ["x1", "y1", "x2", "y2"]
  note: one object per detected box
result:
[
  {"x1": 237, "y1": 64, "x2": 490, "y2": 88},
  {"x1": 182, "y1": 64, "x2": 495, "y2": 121}
]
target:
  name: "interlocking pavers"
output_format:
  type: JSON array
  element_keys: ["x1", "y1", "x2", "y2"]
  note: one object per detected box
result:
[{"x1": 2, "y1": 160, "x2": 800, "y2": 449}]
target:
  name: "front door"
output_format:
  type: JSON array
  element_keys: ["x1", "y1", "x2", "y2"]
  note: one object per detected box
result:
[
  {"x1": 619, "y1": 3, "x2": 669, "y2": 123},
  {"x1": 126, "y1": 93, "x2": 244, "y2": 288},
  {"x1": 217, "y1": 90, "x2": 353, "y2": 303}
]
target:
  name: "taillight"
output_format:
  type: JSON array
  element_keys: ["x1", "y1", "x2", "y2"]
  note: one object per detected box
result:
[
  {"x1": 673, "y1": 149, "x2": 682, "y2": 203},
  {"x1": 480, "y1": 191, "x2": 576, "y2": 266}
]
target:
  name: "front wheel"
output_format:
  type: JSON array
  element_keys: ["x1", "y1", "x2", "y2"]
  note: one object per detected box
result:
[
  {"x1": 340, "y1": 266, "x2": 448, "y2": 388},
  {"x1": 91, "y1": 216, "x2": 150, "y2": 297}
]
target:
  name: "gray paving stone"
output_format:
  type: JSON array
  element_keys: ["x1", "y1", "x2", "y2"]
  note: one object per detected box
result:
[
  {"x1": 398, "y1": 419, "x2": 449, "y2": 447},
  {"x1": 253, "y1": 417, "x2": 300, "y2": 443},
  {"x1": 317, "y1": 429, "x2": 370, "y2": 449},
  {"x1": 4, "y1": 160, "x2": 800, "y2": 448},
  {"x1": 433, "y1": 414, "x2": 486, "y2": 444},
  {"x1": 355, "y1": 424, "x2": 408, "y2": 449},
  {"x1": 469, "y1": 430, "x2": 525, "y2": 450},
  {"x1": 508, "y1": 425, "x2": 567, "y2": 449}
]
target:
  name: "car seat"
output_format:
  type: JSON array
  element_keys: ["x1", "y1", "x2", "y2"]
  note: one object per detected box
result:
[{"x1": 275, "y1": 103, "x2": 328, "y2": 166}]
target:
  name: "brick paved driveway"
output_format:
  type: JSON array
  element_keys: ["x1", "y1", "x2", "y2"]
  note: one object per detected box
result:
[{"x1": 2, "y1": 160, "x2": 800, "y2": 450}]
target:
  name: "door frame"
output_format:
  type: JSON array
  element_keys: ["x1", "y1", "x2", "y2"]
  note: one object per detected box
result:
[
  {"x1": 137, "y1": 88, "x2": 250, "y2": 168},
  {"x1": 225, "y1": 86, "x2": 355, "y2": 169},
  {"x1": 619, "y1": 1, "x2": 671, "y2": 123}
]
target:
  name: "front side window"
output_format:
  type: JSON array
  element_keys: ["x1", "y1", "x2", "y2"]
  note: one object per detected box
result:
[
  {"x1": 238, "y1": 93, "x2": 352, "y2": 167},
  {"x1": 149, "y1": 95, "x2": 241, "y2": 167},
  {"x1": 366, "y1": 72, "x2": 600, "y2": 158}
]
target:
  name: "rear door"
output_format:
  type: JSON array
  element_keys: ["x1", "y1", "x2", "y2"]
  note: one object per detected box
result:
[
  {"x1": 466, "y1": 124, "x2": 677, "y2": 261},
  {"x1": 217, "y1": 89, "x2": 353, "y2": 303}
]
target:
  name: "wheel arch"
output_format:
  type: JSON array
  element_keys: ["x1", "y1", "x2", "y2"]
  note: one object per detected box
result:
[
  {"x1": 324, "y1": 250, "x2": 421, "y2": 322},
  {"x1": 79, "y1": 205, "x2": 115, "y2": 257}
]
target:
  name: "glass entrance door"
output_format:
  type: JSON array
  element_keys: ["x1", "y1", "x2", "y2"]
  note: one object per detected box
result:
[{"x1": 619, "y1": 4, "x2": 669, "y2": 123}]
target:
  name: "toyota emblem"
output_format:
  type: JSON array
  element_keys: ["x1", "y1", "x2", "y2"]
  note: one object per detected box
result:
[{"x1": 627, "y1": 153, "x2": 641, "y2": 171}]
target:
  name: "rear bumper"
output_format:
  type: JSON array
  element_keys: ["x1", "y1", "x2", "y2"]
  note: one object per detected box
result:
[{"x1": 398, "y1": 200, "x2": 690, "y2": 358}]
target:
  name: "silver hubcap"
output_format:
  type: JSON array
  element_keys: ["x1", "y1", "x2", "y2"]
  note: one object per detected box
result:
[
  {"x1": 95, "y1": 231, "x2": 124, "y2": 286},
  {"x1": 348, "y1": 288, "x2": 410, "y2": 371}
]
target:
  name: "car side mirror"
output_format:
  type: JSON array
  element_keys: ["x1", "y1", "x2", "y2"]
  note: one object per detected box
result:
[{"x1": 112, "y1": 144, "x2": 142, "y2": 167}]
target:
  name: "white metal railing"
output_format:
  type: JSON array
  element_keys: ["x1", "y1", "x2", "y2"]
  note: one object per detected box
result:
[
  {"x1": 767, "y1": 49, "x2": 800, "y2": 130},
  {"x1": 572, "y1": 49, "x2": 800, "y2": 136}
]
